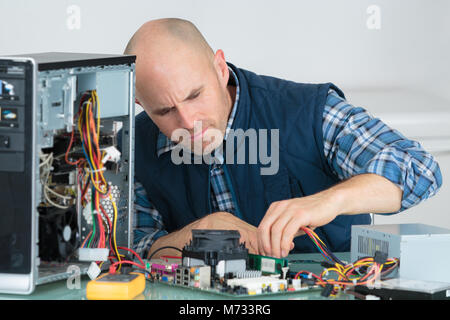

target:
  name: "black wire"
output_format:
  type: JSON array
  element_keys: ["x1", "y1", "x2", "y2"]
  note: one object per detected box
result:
[
  {"x1": 111, "y1": 204, "x2": 120, "y2": 261},
  {"x1": 305, "y1": 231, "x2": 345, "y2": 266},
  {"x1": 145, "y1": 246, "x2": 182, "y2": 282},
  {"x1": 322, "y1": 246, "x2": 345, "y2": 266},
  {"x1": 91, "y1": 187, "x2": 99, "y2": 248},
  {"x1": 92, "y1": 90, "x2": 97, "y2": 121},
  {"x1": 379, "y1": 261, "x2": 400, "y2": 279},
  {"x1": 132, "y1": 268, "x2": 154, "y2": 282},
  {"x1": 80, "y1": 175, "x2": 91, "y2": 202}
]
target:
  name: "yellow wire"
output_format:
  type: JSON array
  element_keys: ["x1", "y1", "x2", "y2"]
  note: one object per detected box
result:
[
  {"x1": 93, "y1": 90, "x2": 100, "y2": 138},
  {"x1": 300, "y1": 230, "x2": 398, "y2": 292},
  {"x1": 83, "y1": 97, "x2": 108, "y2": 194},
  {"x1": 110, "y1": 194, "x2": 121, "y2": 270},
  {"x1": 77, "y1": 91, "x2": 123, "y2": 271},
  {"x1": 99, "y1": 254, "x2": 125, "y2": 269},
  {"x1": 78, "y1": 104, "x2": 102, "y2": 194},
  {"x1": 84, "y1": 99, "x2": 99, "y2": 184},
  {"x1": 92, "y1": 91, "x2": 107, "y2": 189},
  {"x1": 322, "y1": 267, "x2": 347, "y2": 280},
  {"x1": 96, "y1": 189, "x2": 105, "y2": 248},
  {"x1": 344, "y1": 261, "x2": 371, "y2": 272},
  {"x1": 307, "y1": 227, "x2": 328, "y2": 248},
  {"x1": 335, "y1": 262, "x2": 345, "y2": 273},
  {"x1": 85, "y1": 99, "x2": 96, "y2": 168},
  {"x1": 85, "y1": 99, "x2": 102, "y2": 185}
]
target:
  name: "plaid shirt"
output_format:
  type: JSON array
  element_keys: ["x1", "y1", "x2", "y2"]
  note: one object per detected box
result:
[{"x1": 132, "y1": 70, "x2": 442, "y2": 258}]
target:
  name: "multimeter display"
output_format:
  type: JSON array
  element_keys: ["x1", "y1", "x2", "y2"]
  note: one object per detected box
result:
[{"x1": 96, "y1": 273, "x2": 138, "y2": 283}]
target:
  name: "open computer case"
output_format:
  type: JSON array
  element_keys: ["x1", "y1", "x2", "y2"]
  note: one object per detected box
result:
[{"x1": 0, "y1": 52, "x2": 135, "y2": 294}]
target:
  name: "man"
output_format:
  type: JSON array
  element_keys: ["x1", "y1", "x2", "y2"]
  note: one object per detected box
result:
[{"x1": 124, "y1": 18, "x2": 442, "y2": 259}]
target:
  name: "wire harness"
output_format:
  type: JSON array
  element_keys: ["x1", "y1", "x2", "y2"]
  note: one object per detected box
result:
[
  {"x1": 295, "y1": 227, "x2": 399, "y2": 297},
  {"x1": 64, "y1": 90, "x2": 122, "y2": 267}
]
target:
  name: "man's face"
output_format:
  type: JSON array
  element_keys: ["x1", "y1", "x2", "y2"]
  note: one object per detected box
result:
[{"x1": 135, "y1": 47, "x2": 232, "y2": 154}]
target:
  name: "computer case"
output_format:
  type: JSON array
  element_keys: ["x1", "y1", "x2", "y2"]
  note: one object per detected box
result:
[{"x1": 0, "y1": 52, "x2": 136, "y2": 294}]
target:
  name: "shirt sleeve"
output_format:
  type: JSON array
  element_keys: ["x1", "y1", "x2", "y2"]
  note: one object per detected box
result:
[
  {"x1": 133, "y1": 180, "x2": 168, "y2": 258},
  {"x1": 322, "y1": 89, "x2": 443, "y2": 213}
]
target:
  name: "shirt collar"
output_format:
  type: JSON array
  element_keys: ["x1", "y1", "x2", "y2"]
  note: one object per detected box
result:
[{"x1": 156, "y1": 67, "x2": 240, "y2": 159}]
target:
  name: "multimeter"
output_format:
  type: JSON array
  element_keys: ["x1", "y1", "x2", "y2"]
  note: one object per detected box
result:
[{"x1": 86, "y1": 272, "x2": 146, "y2": 300}]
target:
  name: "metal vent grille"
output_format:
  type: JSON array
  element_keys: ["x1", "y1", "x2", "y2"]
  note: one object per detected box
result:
[{"x1": 358, "y1": 235, "x2": 389, "y2": 257}]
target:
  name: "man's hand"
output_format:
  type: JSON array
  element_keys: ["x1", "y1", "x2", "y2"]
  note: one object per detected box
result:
[
  {"x1": 257, "y1": 189, "x2": 343, "y2": 259},
  {"x1": 190, "y1": 211, "x2": 261, "y2": 254},
  {"x1": 149, "y1": 174, "x2": 402, "y2": 260},
  {"x1": 147, "y1": 211, "x2": 261, "y2": 259},
  {"x1": 257, "y1": 173, "x2": 403, "y2": 259}
]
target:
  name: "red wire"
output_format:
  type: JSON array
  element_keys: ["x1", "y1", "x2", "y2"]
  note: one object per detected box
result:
[
  {"x1": 110, "y1": 260, "x2": 146, "y2": 271},
  {"x1": 80, "y1": 173, "x2": 90, "y2": 204},
  {"x1": 161, "y1": 255, "x2": 182, "y2": 260},
  {"x1": 301, "y1": 227, "x2": 333, "y2": 261},
  {"x1": 65, "y1": 127, "x2": 79, "y2": 166},
  {"x1": 81, "y1": 231, "x2": 92, "y2": 248},
  {"x1": 118, "y1": 246, "x2": 145, "y2": 267},
  {"x1": 65, "y1": 93, "x2": 89, "y2": 166},
  {"x1": 88, "y1": 107, "x2": 101, "y2": 163},
  {"x1": 103, "y1": 208, "x2": 114, "y2": 258},
  {"x1": 99, "y1": 205, "x2": 112, "y2": 231},
  {"x1": 94, "y1": 192, "x2": 105, "y2": 248},
  {"x1": 295, "y1": 270, "x2": 323, "y2": 281}
]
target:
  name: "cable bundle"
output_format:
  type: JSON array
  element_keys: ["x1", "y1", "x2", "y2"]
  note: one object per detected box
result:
[
  {"x1": 39, "y1": 151, "x2": 74, "y2": 209},
  {"x1": 65, "y1": 90, "x2": 120, "y2": 264},
  {"x1": 296, "y1": 227, "x2": 399, "y2": 297},
  {"x1": 301, "y1": 227, "x2": 346, "y2": 265}
]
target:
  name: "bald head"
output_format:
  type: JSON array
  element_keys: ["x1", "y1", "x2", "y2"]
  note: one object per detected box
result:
[
  {"x1": 124, "y1": 18, "x2": 219, "y2": 109},
  {"x1": 125, "y1": 18, "x2": 234, "y2": 155},
  {"x1": 124, "y1": 18, "x2": 213, "y2": 59}
]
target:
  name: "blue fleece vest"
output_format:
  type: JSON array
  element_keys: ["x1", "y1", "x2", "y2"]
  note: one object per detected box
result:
[{"x1": 132, "y1": 63, "x2": 371, "y2": 253}]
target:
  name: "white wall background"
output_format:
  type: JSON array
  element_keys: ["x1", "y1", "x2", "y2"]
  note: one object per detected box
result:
[
  {"x1": 0, "y1": 0, "x2": 448, "y2": 97},
  {"x1": 1, "y1": 0, "x2": 449, "y2": 227}
]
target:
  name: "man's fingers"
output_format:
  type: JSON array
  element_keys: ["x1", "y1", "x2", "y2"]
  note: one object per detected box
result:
[
  {"x1": 257, "y1": 201, "x2": 289, "y2": 257},
  {"x1": 256, "y1": 202, "x2": 279, "y2": 256},
  {"x1": 294, "y1": 229, "x2": 305, "y2": 237},
  {"x1": 281, "y1": 217, "x2": 308, "y2": 257},
  {"x1": 240, "y1": 231, "x2": 260, "y2": 255},
  {"x1": 246, "y1": 232, "x2": 259, "y2": 255},
  {"x1": 270, "y1": 211, "x2": 293, "y2": 258},
  {"x1": 249, "y1": 238, "x2": 259, "y2": 255}
]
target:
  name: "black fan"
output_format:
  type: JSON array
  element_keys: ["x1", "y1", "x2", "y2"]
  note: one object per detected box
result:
[{"x1": 38, "y1": 206, "x2": 79, "y2": 262}]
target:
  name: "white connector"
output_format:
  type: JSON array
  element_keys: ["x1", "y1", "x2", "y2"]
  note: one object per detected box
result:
[
  {"x1": 87, "y1": 262, "x2": 102, "y2": 280},
  {"x1": 281, "y1": 266, "x2": 289, "y2": 279},
  {"x1": 292, "y1": 278, "x2": 302, "y2": 290},
  {"x1": 226, "y1": 276, "x2": 287, "y2": 295},
  {"x1": 101, "y1": 146, "x2": 121, "y2": 164},
  {"x1": 78, "y1": 248, "x2": 109, "y2": 262}
]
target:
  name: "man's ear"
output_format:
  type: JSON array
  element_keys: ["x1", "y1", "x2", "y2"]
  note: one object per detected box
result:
[{"x1": 213, "y1": 49, "x2": 229, "y2": 87}]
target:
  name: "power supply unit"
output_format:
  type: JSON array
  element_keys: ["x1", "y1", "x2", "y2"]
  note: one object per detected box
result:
[{"x1": 350, "y1": 223, "x2": 450, "y2": 283}]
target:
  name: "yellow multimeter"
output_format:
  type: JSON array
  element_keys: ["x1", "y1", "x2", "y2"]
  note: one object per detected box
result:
[{"x1": 86, "y1": 272, "x2": 146, "y2": 300}]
